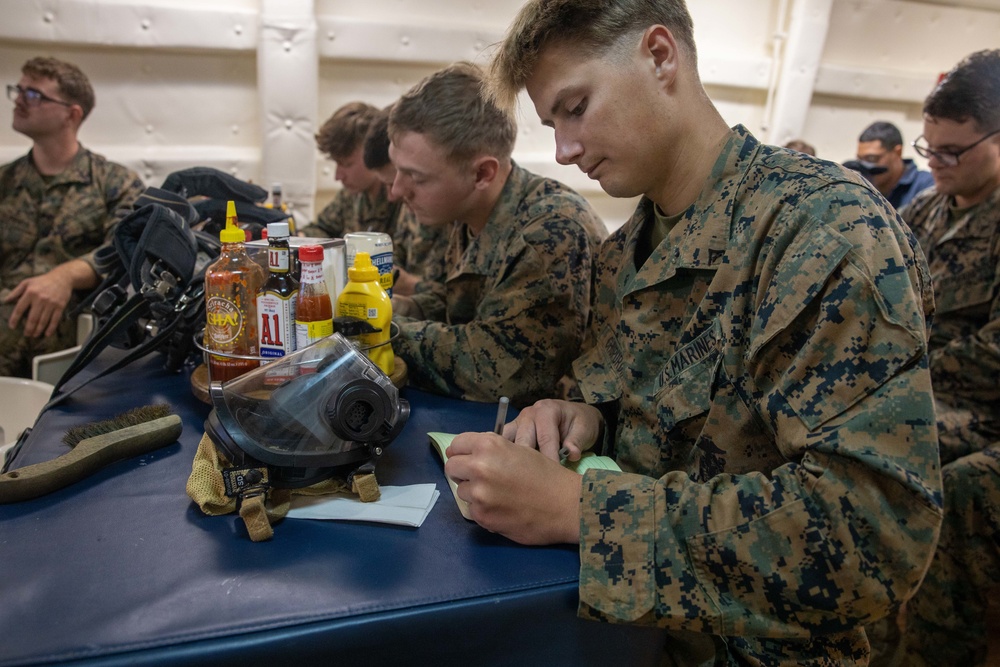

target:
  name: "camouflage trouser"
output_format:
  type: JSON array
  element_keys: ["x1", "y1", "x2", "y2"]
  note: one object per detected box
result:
[
  {"x1": 872, "y1": 444, "x2": 1000, "y2": 666},
  {"x1": 0, "y1": 299, "x2": 77, "y2": 379}
]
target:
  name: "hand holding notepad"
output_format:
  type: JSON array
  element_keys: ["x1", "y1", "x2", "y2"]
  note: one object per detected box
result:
[{"x1": 428, "y1": 431, "x2": 620, "y2": 520}]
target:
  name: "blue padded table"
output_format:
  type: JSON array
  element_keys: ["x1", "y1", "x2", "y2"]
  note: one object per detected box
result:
[{"x1": 0, "y1": 350, "x2": 666, "y2": 666}]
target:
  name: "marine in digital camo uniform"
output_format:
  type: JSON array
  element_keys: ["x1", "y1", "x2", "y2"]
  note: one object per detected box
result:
[
  {"x1": 875, "y1": 49, "x2": 1000, "y2": 665},
  {"x1": 903, "y1": 183, "x2": 1000, "y2": 463},
  {"x1": 444, "y1": 5, "x2": 942, "y2": 660},
  {"x1": 0, "y1": 147, "x2": 144, "y2": 377},
  {"x1": 359, "y1": 107, "x2": 450, "y2": 295},
  {"x1": 393, "y1": 162, "x2": 606, "y2": 407}
]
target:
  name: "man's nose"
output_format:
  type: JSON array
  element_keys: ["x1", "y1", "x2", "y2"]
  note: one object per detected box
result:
[{"x1": 554, "y1": 131, "x2": 583, "y2": 166}]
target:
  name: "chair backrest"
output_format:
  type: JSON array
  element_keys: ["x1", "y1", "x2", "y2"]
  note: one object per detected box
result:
[
  {"x1": 28, "y1": 313, "x2": 94, "y2": 386},
  {"x1": 32, "y1": 347, "x2": 82, "y2": 387},
  {"x1": 0, "y1": 377, "x2": 55, "y2": 446},
  {"x1": 77, "y1": 312, "x2": 95, "y2": 345}
]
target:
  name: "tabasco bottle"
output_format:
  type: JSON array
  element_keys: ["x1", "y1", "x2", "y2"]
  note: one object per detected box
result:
[
  {"x1": 294, "y1": 244, "x2": 334, "y2": 349},
  {"x1": 256, "y1": 221, "x2": 298, "y2": 362},
  {"x1": 204, "y1": 201, "x2": 265, "y2": 383}
]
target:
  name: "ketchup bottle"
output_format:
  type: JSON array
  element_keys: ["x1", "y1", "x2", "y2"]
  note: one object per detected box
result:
[{"x1": 294, "y1": 245, "x2": 333, "y2": 349}]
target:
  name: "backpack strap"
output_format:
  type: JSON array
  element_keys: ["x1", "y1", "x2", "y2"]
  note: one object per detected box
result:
[{"x1": 44, "y1": 298, "x2": 188, "y2": 409}]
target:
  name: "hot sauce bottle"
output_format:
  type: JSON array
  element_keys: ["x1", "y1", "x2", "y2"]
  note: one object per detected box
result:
[
  {"x1": 204, "y1": 201, "x2": 265, "y2": 382},
  {"x1": 294, "y1": 244, "x2": 334, "y2": 349}
]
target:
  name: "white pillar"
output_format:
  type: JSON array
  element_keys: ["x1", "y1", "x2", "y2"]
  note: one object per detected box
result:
[
  {"x1": 766, "y1": 0, "x2": 834, "y2": 147},
  {"x1": 258, "y1": 0, "x2": 318, "y2": 220}
]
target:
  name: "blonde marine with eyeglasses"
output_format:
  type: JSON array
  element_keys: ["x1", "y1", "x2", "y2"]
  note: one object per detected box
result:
[
  {"x1": 869, "y1": 49, "x2": 1000, "y2": 667},
  {"x1": 1, "y1": 56, "x2": 144, "y2": 378}
]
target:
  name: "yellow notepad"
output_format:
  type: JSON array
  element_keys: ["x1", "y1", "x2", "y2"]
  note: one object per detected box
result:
[{"x1": 427, "y1": 431, "x2": 621, "y2": 520}]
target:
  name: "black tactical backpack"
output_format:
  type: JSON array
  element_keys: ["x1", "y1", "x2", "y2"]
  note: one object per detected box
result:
[{"x1": 48, "y1": 167, "x2": 289, "y2": 405}]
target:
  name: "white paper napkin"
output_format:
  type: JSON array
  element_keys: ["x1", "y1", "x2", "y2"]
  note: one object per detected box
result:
[{"x1": 286, "y1": 484, "x2": 440, "y2": 527}]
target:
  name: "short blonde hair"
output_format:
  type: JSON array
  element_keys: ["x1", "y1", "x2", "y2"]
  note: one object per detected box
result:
[
  {"x1": 487, "y1": 0, "x2": 697, "y2": 110},
  {"x1": 389, "y1": 62, "x2": 516, "y2": 165}
]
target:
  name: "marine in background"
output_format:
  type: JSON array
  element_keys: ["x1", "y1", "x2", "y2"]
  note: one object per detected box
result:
[
  {"x1": 1, "y1": 56, "x2": 144, "y2": 378},
  {"x1": 855, "y1": 120, "x2": 935, "y2": 209},
  {"x1": 361, "y1": 107, "x2": 449, "y2": 301},
  {"x1": 872, "y1": 48, "x2": 1000, "y2": 667},
  {"x1": 298, "y1": 101, "x2": 398, "y2": 240},
  {"x1": 388, "y1": 62, "x2": 606, "y2": 406}
]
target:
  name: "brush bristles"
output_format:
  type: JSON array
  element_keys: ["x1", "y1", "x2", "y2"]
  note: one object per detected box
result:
[{"x1": 62, "y1": 404, "x2": 174, "y2": 447}]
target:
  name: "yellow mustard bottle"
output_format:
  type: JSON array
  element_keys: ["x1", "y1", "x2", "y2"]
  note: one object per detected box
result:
[{"x1": 335, "y1": 251, "x2": 394, "y2": 375}]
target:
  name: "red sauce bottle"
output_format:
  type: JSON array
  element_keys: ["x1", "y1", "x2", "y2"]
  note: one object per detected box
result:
[{"x1": 294, "y1": 244, "x2": 333, "y2": 349}]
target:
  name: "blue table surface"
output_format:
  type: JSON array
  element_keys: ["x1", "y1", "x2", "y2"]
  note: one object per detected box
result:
[{"x1": 0, "y1": 351, "x2": 664, "y2": 666}]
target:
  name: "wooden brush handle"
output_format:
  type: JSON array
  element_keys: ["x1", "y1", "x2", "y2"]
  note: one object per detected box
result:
[{"x1": 0, "y1": 415, "x2": 183, "y2": 504}]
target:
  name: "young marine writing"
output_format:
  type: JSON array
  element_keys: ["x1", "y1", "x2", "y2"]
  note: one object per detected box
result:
[{"x1": 444, "y1": 1, "x2": 943, "y2": 664}]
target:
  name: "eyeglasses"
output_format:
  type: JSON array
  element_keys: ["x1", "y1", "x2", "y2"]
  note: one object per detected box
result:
[
  {"x1": 912, "y1": 128, "x2": 1000, "y2": 167},
  {"x1": 6, "y1": 84, "x2": 73, "y2": 108}
]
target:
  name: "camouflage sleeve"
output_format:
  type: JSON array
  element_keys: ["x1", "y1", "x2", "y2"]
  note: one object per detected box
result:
[
  {"x1": 405, "y1": 279, "x2": 448, "y2": 322},
  {"x1": 80, "y1": 163, "x2": 145, "y2": 273},
  {"x1": 579, "y1": 191, "x2": 942, "y2": 638},
  {"x1": 299, "y1": 191, "x2": 349, "y2": 238},
  {"x1": 394, "y1": 214, "x2": 596, "y2": 406}
]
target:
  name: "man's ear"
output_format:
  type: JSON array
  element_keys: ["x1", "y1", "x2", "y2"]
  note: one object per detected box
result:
[
  {"x1": 67, "y1": 104, "x2": 85, "y2": 128},
  {"x1": 645, "y1": 24, "x2": 681, "y2": 83},
  {"x1": 892, "y1": 144, "x2": 903, "y2": 158},
  {"x1": 472, "y1": 155, "x2": 501, "y2": 190}
]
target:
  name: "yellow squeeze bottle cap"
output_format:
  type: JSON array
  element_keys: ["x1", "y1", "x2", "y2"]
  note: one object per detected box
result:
[
  {"x1": 219, "y1": 200, "x2": 245, "y2": 243},
  {"x1": 348, "y1": 252, "x2": 379, "y2": 282}
]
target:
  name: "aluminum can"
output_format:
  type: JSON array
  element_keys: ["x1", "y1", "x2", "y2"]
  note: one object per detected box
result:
[{"x1": 344, "y1": 231, "x2": 393, "y2": 296}]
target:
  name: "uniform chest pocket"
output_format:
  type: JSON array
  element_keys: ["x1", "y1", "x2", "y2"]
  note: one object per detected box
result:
[
  {"x1": 655, "y1": 323, "x2": 723, "y2": 432},
  {"x1": 445, "y1": 274, "x2": 486, "y2": 324},
  {"x1": 934, "y1": 258, "x2": 996, "y2": 314},
  {"x1": 0, "y1": 192, "x2": 40, "y2": 259}
]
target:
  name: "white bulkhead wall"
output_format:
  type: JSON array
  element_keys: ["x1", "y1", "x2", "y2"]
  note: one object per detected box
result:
[{"x1": 1, "y1": 0, "x2": 998, "y2": 230}]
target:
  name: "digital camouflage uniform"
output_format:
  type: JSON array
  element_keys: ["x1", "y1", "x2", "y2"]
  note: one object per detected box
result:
[
  {"x1": 903, "y1": 183, "x2": 1000, "y2": 462},
  {"x1": 299, "y1": 184, "x2": 399, "y2": 239},
  {"x1": 393, "y1": 163, "x2": 606, "y2": 406},
  {"x1": 573, "y1": 126, "x2": 942, "y2": 665},
  {"x1": 0, "y1": 147, "x2": 144, "y2": 377},
  {"x1": 877, "y1": 183, "x2": 1000, "y2": 666},
  {"x1": 391, "y1": 203, "x2": 449, "y2": 284}
]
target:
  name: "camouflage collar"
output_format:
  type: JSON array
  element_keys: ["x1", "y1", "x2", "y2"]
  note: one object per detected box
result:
[
  {"x1": 16, "y1": 145, "x2": 94, "y2": 194},
  {"x1": 621, "y1": 125, "x2": 758, "y2": 291},
  {"x1": 940, "y1": 181, "x2": 1000, "y2": 243},
  {"x1": 460, "y1": 161, "x2": 531, "y2": 274}
]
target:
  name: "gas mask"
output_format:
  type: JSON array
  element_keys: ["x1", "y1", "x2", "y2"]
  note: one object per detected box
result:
[{"x1": 205, "y1": 333, "x2": 409, "y2": 490}]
